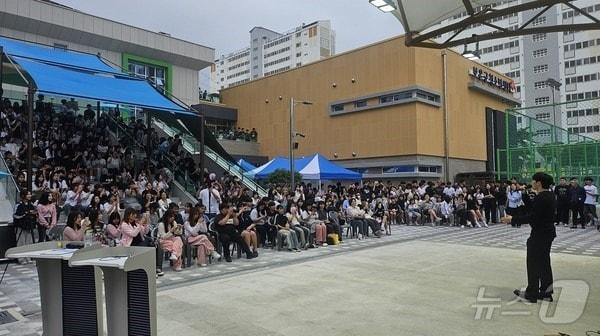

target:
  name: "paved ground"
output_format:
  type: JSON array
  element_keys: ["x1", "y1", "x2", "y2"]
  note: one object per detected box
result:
[{"x1": 1, "y1": 223, "x2": 599, "y2": 335}]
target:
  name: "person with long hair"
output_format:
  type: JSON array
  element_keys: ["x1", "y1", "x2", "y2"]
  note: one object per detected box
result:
[
  {"x1": 105, "y1": 212, "x2": 122, "y2": 245},
  {"x1": 119, "y1": 208, "x2": 148, "y2": 247},
  {"x1": 185, "y1": 207, "x2": 220, "y2": 266},
  {"x1": 158, "y1": 211, "x2": 184, "y2": 271},
  {"x1": 36, "y1": 192, "x2": 57, "y2": 242},
  {"x1": 63, "y1": 212, "x2": 89, "y2": 241}
]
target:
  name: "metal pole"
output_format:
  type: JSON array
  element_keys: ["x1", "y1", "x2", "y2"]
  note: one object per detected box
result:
[
  {"x1": 290, "y1": 97, "x2": 295, "y2": 191},
  {"x1": 146, "y1": 110, "x2": 151, "y2": 170},
  {"x1": 96, "y1": 101, "x2": 101, "y2": 126},
  {"x1": 26, "y1": 85, "x2": 34, "y2": 191},
  {"x1": 199, "y1": 113, "x2": 205, "y2": 187},
  {"x1": 551, "y1": 86, "x2": 556, "y2": 143},
  {"x1": 442, "y1": 50, "x2": 450, "y2": 182},
  {"x1": 0, "y1": 47, "x2": 4, "y2": 101}
]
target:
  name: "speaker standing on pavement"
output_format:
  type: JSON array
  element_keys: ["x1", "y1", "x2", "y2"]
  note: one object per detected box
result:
[{"x1": 501, "y1": 172, "x2": 556, "y2": 303}]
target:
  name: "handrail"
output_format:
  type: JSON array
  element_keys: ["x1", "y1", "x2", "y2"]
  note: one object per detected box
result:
[
  {"x1": 0, "y1": 150, "x2": 19, "y2": 211},
  {"x1": 151, "y1": 118, "x2": 267, "y2": 196}
]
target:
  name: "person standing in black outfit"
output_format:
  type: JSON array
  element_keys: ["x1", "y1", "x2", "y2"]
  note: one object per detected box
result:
[
  {"x1": 554, "y1": 177, "x2": 570, "y2": 227},
  {"x1": 568, "y1": 177, "x2": 586, "y2": 229},
  {"x1": 502, "y1": 172, "x2": 556, "y2": 303}
]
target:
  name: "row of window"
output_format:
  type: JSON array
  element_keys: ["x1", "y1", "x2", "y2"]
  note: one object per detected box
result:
[
  {"x1": 535, "y1": 112, "x2": 551, "y2": 120},
  {"x1": 227, "y1": 51, "x2": 249, "y2": 63},
  {"x1": 533, "y1": 64, "x2": 548, "y2": 74},
  {"x1": 562, "y1": 4, "x2": 600, "y2": 19},
  {"x1": 534, "y1": 81, "x2": 547, "y2": 90},
  {"x1": 563, "y1": 38, "x2": 600, "y2": 52},
  {"x1": 483, "y1": 55, "x2": 520, "y2": 68},
  {"x1": 227, "y1": 60, "x2": 249, "y2": 71},
  {"x1": 226, "y1": 69, "x2": 249, "y2": 80},
  {"x1": 565, "y1": 56, "x2": 600, "y2": 68},
  {"x1": 264, "y1": 66, "x2": 290, "y2": 76},
  {"x1": 534, "y1": 97, "x2": 550, "y2": 105},
  {"x1": 567, "y1": 108, "x2": 600, "y2": 118},
  {"x1": 531, "y1": 17, "x2": 547, "y2": 26},
  {"x1": 532, "y1": 48, "x2": 548, "y2": 58},
  {"x1": 480, "y1": 40, "x2": 519, "y2": 55},
  {"x1": 330, "y1": 89, "x2": 441, "y2": 114},
  {"x1": 264, "y1": 36, "x2": 291, "y2": 49},
  {"x1": 264, "y1": 56, "x2": 290, "y2": 68},
  {"x1": 532, "y1": 33, "x2": 547, "y2": 42},
  {"x1": 264, "y1": 46, "x2": 290, "y2": 59},
  {"x1": 535, "y1": 129, "x2": 551, "y2": 136},
  {"x1": 568, "y1": 126, "x2": 600, "y2": 134},
  {"x1": 504, "y1": 70, "x2": 520, "y2": 79},
  {"x1": 566, "y1": 90, "x2": 600, "y2": 102},
  {"x1": 565, "y1": 73, "x2": 600, "y2": 85},
  {"x1": 450, "y1": 1, "x2": 515, "y2": 20},
  {"x1": 227, "y1": 78, "x2": 250, "y2": 88}
]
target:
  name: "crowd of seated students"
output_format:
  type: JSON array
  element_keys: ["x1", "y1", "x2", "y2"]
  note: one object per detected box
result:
[{"x1": 213, "y1": 126, "x2": 258, "y2": 142}]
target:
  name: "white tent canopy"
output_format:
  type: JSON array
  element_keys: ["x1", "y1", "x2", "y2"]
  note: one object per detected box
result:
[{"x1": 393, "y1": 0, "x2": 499, "y2": 32}]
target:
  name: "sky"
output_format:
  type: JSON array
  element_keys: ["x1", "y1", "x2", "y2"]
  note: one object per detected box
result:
[{"x1": 57, "y1": 0, "x2": 404, "y2": 89}]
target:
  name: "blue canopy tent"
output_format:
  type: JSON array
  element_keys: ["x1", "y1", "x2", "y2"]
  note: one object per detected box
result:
[
  {"x1": 298, "y1": 154, "x2": 362, "y2": 181},
  {"x1": 247, "y1": 157, "x2": 311, "y2": 179},
  {"x1": 237, "y1": 159, "x2": 257, "y2": 172}
]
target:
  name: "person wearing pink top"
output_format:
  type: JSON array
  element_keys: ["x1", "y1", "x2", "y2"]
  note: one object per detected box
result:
[
  {"x1": 119, "y1": 208, "x2": 148, "y2": 247},
  {"x1": 37, "y1": 192, "x2": 57, "y2": 242},
  {"x1": 185, "y1": 207, "x2": 220, "y2": 266},
  {"x1": 63, "y1": 212, "x2": 88, "y2": 242},
  {"x1": 158, "y1": 211, "x2": 184, "y2": 271},
  {"x1": 105, "y1": 212, "x2": 122, "y2": 246}
]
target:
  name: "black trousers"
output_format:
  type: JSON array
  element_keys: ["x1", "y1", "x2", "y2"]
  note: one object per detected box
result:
[
  {"x1": 256, "y1": 224, "x2": 277, "y2": 246},
  {"x1": 218, "y1": 226, "x2": 251, "y2": 257},
  {"x1": 455, "y1": 208, "x2": 467, "y2": 225},
  {"x1": 37, "y1": 224, "x2": 48, "y2": 243},
  {"x1": 525, "y1": 237, "x2": 554, "y2": 297},
  {"x1": 556, "y1": 202, "x2": 570, "y2": 224},
  {"x1": 483, "y1": 203, "x2": 497, "y2": 223},
  {"x1": 571, "y1": 203, "x2": 585, "y2": 227}
]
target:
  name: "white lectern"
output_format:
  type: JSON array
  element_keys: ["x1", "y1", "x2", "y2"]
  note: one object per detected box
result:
[{"x1": 6, "y1": 242, "x2": 104, "y2": 336}]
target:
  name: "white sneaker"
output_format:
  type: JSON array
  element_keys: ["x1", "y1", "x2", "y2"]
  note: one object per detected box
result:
[
  {"x1": 322, "y1": 243, "x2": 328, "y2": 247},
  {"x1": 476, "y1": 223, "x2": 482, "y2": 228},
  {"x1": 169, "y1": 253, "x2": 178, "y2": 261},
  {"x1": 484, "y1": 223, "x2": 489, "y2": 228},
  {"x1": 358, "y1": 233, "x2": 363, "y2": 240},
  {"x1": 211, "y1": 251, "x2": 221, "y2": 260},
  {"x1": 461, "y1": 225, "x2": 465, "y2": 228},
  {"x1": 199, "y1": 264, "x2": 208, "y2": 267}
]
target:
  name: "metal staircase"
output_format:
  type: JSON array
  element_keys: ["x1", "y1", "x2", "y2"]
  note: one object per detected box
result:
[{"x1": 151, "y1": 117, "x2": 267, "y2": 197}]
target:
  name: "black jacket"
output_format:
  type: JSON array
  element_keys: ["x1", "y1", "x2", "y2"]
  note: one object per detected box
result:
[
  {"x1": 567, "y1": 185, "x2": 586, "y2": 205},
  {"x1": 513, "y1": 190, "x2": 556, "y2": 240}
]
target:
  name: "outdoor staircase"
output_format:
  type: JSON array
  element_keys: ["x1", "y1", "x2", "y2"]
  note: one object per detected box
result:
[{"x1": 151, "y1": 117, "x2": 267, "y2": 197}]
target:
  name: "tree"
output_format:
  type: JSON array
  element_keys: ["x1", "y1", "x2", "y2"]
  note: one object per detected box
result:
[{"x1": 267, "y1": 169, "x2": 302, "y2": 186}]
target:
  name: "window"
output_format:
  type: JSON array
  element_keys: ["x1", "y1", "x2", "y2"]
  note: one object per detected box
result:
[
  {"x1": 296, "y1": 53, "x2": 301, "y2": 57},
  {"x1": 355, "y1": 100, "x2": 367, "y2": 108},
  {"x1": 128, "y1": 61, "x2": 167, "y2": 93},
  {"x1": 535, "y1": 112, "x2": 551, "y2": 120},
  {"x1": 296, "y1": 43, "x2": 301, "y2": 48},
  {"x1": 533, "y1": 64, "x2": 548, "y2": 73},
  {"x1": 532, "y1": 17, "x2": 547, "y2": 26},
  {"x1": 418, "y1": 166, "x2": 441, "y2": 173},
  {"x1": 533, "y1": 49, "x2": 548, "y2": 58},
  {"x1": 331, "y1": 104, "x2": 344, "y2": 113},
  {"x1": 535, "y1": 129, "x2": 551, "y2": 136},
  {"x1": 532, "y1": 33, "x2": 547, "y2": 42},
  {"x1": 534, "y1": 81, "x2": 547, "y2": 89},
  {"x1": 380, "y1": 92, "x2": 413, "y2": 103},
  {"x1": 53, "y1": 43, "x2": 68, "y2": 50},
  {"x1": 535, "y1": 97, "x2": 550, "y2": 105}
]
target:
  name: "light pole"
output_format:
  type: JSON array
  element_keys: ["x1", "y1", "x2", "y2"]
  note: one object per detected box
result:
[
  {"x1": 289, "y1": 98, "x2": 312, "y2": 191},
  {"x1": 545, "y1": 78, "x2": 562, "y2": 143}
]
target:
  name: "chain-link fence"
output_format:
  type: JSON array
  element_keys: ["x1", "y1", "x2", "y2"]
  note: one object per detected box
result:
[{"x1": 496, "y1": 97, "x2": 600, "y2": 182}]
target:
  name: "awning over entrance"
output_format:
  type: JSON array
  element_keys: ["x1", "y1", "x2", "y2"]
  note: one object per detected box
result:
[{"x1": 0, "y1": 36, "x2": 191, "y2": 115}]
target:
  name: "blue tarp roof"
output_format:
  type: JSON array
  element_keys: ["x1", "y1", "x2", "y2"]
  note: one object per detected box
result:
[
  {"x1": 298, "y1": 154, "x2": 362, "y2": 181},
  {"x1": 0, "y1": 36, "x2": 190, "y2": 114},
  {"x1": 0, "y1": 36, "x2": 120, "y2": 74},
  {"x1": 237, "y1": 158, "x2": 257, "y2": 172}
]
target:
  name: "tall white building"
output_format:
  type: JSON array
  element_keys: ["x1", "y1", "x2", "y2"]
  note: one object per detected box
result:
[
  {"x1": 210, "y1": 20, "x2": 335, "y2": 93},
  {"x1": 428, "y1": 0, "x2": 600, "y2": 140}
]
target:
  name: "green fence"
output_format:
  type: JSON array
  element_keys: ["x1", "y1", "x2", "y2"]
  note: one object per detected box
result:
[{"x1": 496, "y1": 97, "x2": 600, "y2": 183}]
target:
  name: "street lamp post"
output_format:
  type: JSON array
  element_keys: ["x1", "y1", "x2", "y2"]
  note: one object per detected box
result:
[
  {"x1": 289, "y1": 98, "x2": 312, "y2": 191},
  {"x1": 545, "y1": 78, "x2": 562, "y2": 143}
]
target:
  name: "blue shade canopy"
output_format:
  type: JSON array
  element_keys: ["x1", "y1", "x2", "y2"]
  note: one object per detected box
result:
[
  {"x1": 11, "y1": 56, "x2": 191, "y2": 114},
  {"x1": 248, "y1": 157, "x2": 309, "y2": 179},
  {"x1": 237, "y1": 159, "x2": 257, "y2": 172},
  {"x1": 298, "y1": 154, "x2": 362, "y2": 181},
  {"x1": 0, "y1": 170, "x2": 13, "y2": 178},
  {"x1": 0, "y1": 36, "x2": 120, "y2": 74}
]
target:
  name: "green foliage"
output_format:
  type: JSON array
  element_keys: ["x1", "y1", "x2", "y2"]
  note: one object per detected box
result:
[{"x1": 267, "y1": 169, "x2": 303, "y2": 186}]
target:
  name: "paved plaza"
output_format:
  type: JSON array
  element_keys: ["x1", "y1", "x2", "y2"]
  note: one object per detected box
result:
[{"x1": 1, "y1": 224, "x2": 599, "y2": 335}]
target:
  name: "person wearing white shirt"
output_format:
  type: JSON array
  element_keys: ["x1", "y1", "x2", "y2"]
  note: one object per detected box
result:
[
  {"x1": 198, "y1": 182, "x2": 221, "y2": 218},
  {"x1": 583, "y1": 177, "x2": 599, "y2": 226}
]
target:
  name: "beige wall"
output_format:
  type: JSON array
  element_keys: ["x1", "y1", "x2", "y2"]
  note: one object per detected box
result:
[{"x1": 221, "y1": 35, "x2": 513, "y2": 164}]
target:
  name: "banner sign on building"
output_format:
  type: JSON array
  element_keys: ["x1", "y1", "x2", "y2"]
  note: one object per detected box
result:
[{"x1": 469, "y1": 66, "x2": 516, "y2": 94}]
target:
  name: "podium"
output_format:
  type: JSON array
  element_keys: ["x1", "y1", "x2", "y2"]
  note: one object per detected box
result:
[
  {"x1": 6, "y1": 242, "x2": 104, "y2": 336},
  {"x1": 70, "y1": 246, "x2": 157, "y2": 336}
]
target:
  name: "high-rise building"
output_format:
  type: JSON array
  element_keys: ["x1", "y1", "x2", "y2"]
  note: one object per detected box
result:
[
  {"x1": 210, "y1": 20, "x2": 335, "y2": 93},
  {"x1": 428, "y1": 0, "x2": 600, "y2": 140}
]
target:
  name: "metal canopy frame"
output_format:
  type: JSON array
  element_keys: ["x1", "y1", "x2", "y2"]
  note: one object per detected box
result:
[{"x1": 391, "y1": 0, "x2": 600, "y2": 49}]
